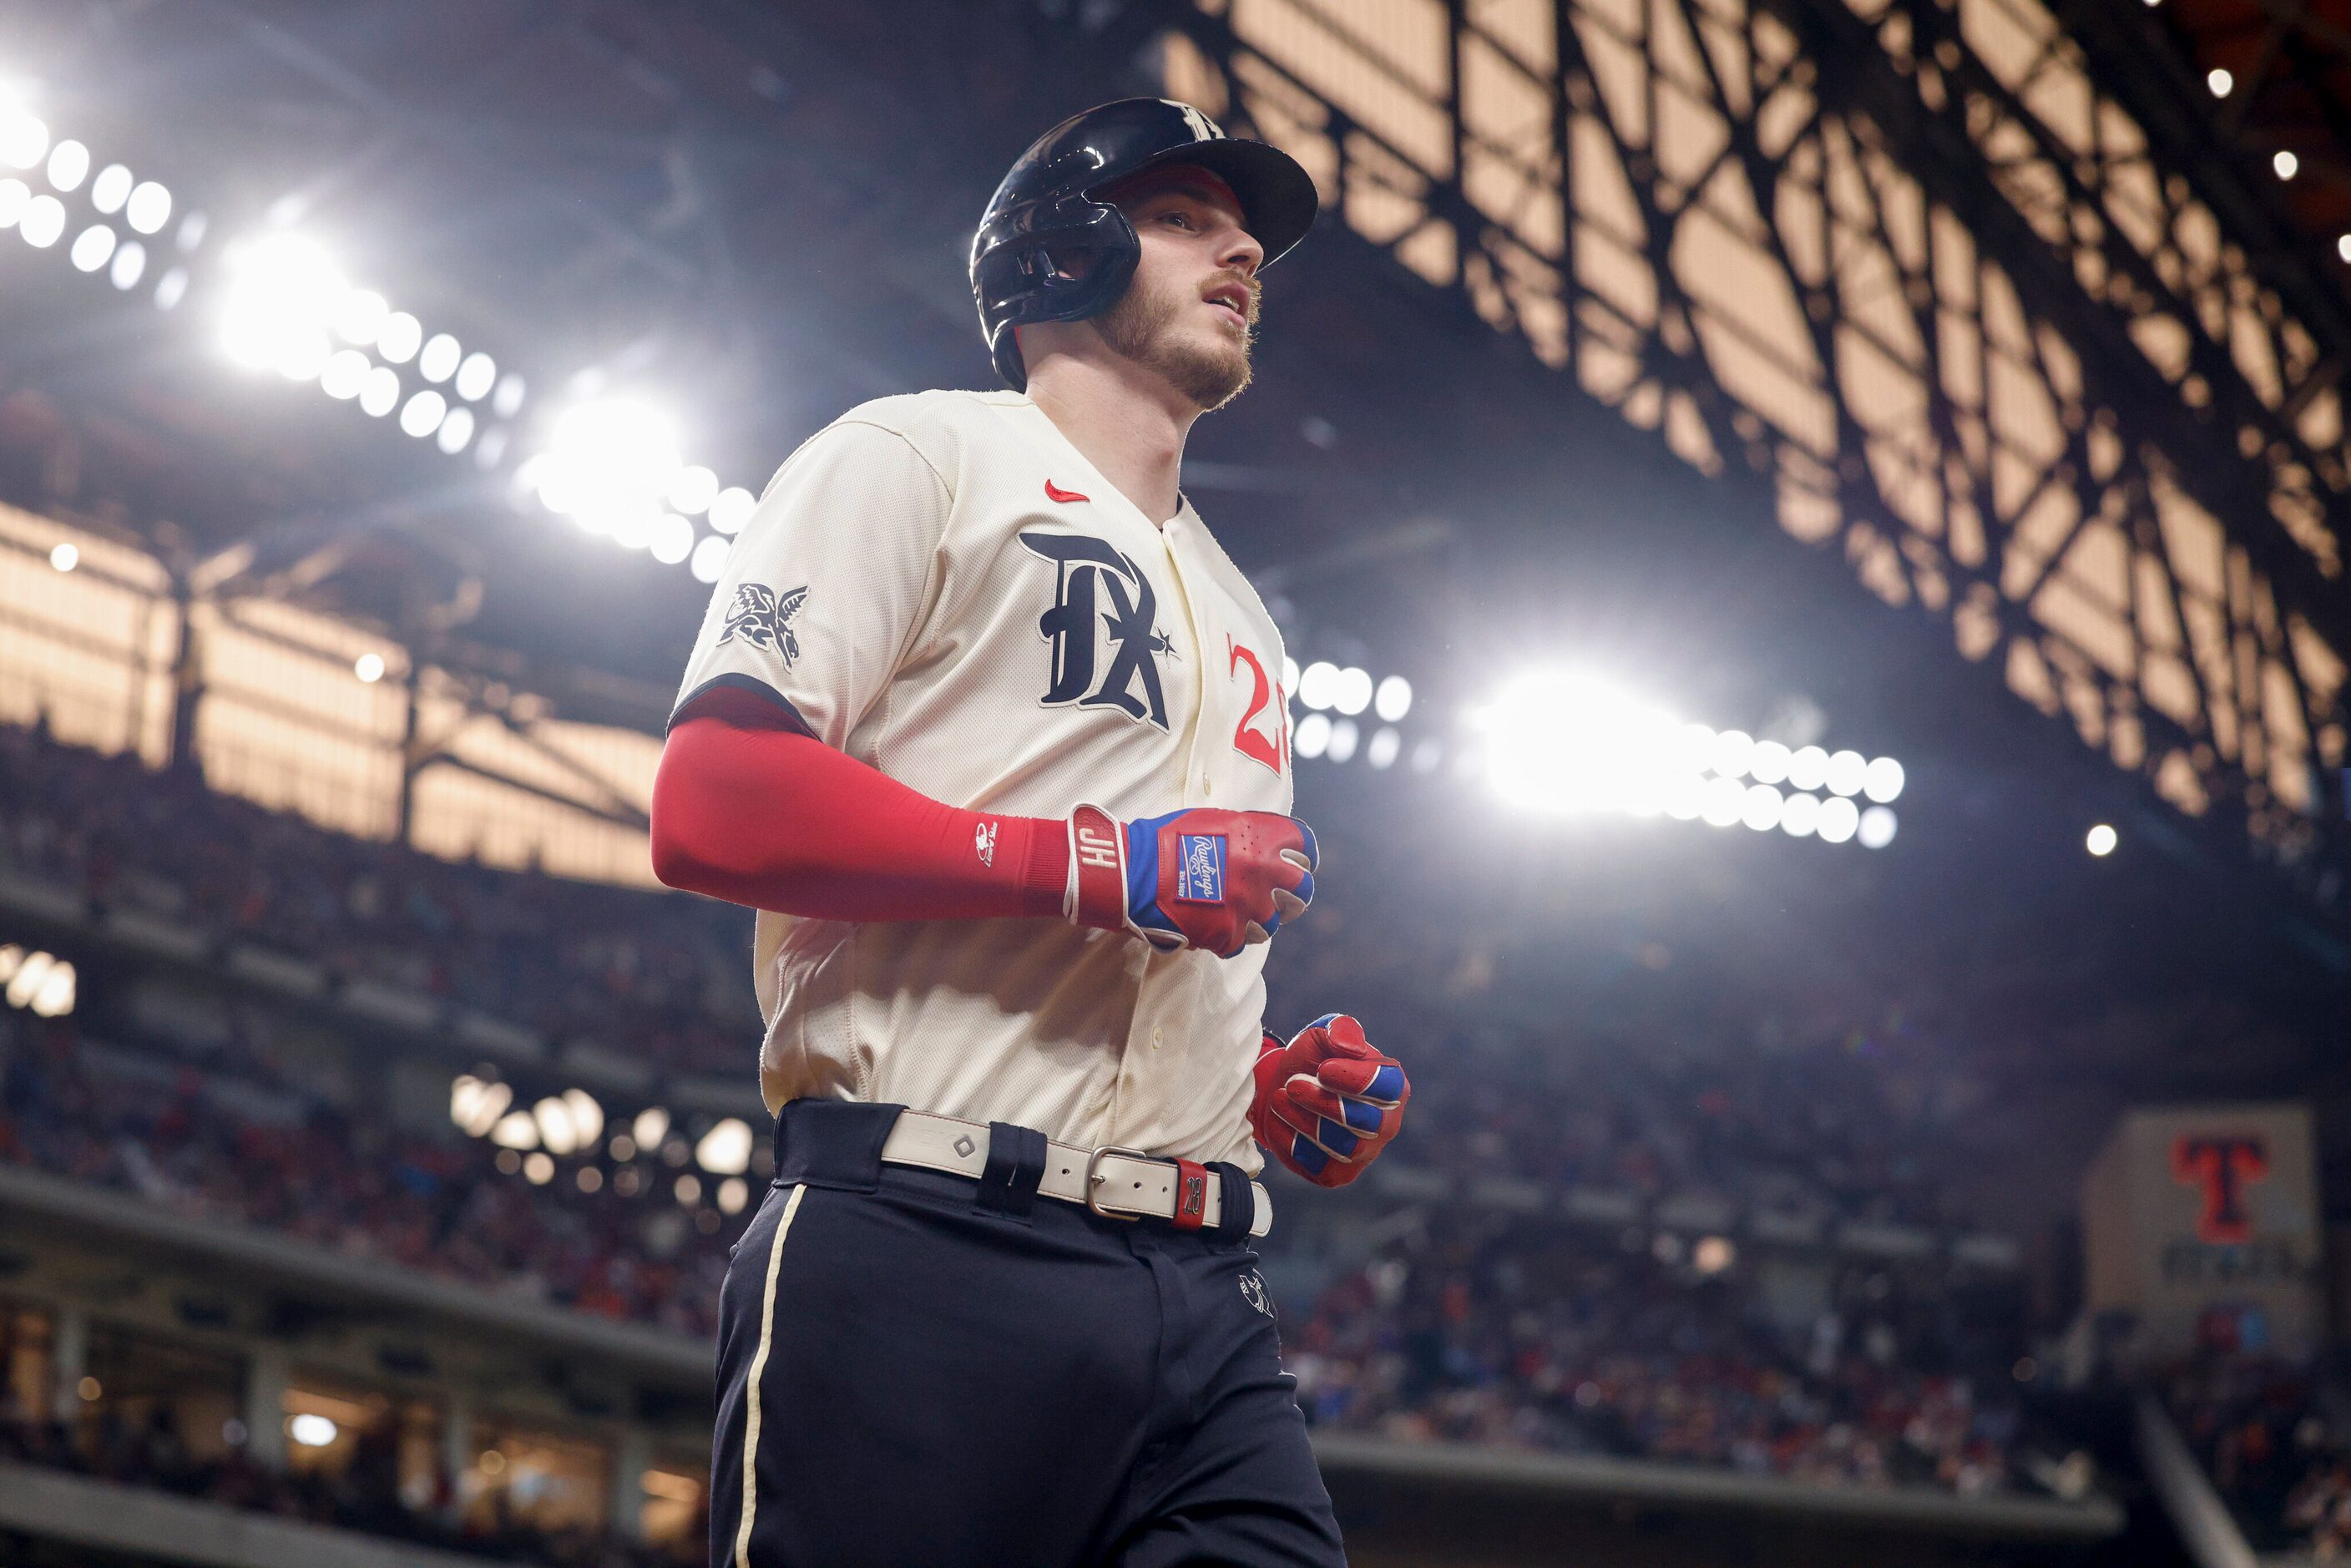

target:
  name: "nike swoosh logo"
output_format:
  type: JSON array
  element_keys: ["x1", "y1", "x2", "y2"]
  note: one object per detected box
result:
[{"x1": 1045, "y1": 480, "x2": 1090, "y2": 504}]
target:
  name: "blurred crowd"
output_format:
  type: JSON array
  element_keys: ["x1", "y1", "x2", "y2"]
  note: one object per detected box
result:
[
  {"x1": 0, "y1": 723, "x2": 2060, "y2": 1526},
  {"x1": 1287, "y1": 1207, "x2": 2030, "y2": 1493},
  {"x1": 1375, "y1": 1020, "x2": 1980, "y2": 1233},
  {"x1": 0, "y1": 1398, "x2": 695, "y2": 1566},
  {"x1": 0, "y1": 1006, "x2": 735, "y2": 1338},
  {"x1": 2163, "y1": 1332, "x2": 2351, "y2": 1559},
  {"x1": 0, "y1": 725, "x2": 760, "y2": 1078}
]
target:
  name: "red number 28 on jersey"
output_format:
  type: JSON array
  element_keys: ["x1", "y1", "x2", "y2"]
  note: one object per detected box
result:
[{"x1": 1227, "y1": 639, "x2": 1289, "y2": 777}]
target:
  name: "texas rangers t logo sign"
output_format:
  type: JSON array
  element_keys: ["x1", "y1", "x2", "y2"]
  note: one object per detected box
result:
[
  {"x1": 1019, "y1": 532, "x2": 1172, "y2": 730},
  {"x1": 2171, "y1": 1134, "x2": 2268, "y2": 1245}
]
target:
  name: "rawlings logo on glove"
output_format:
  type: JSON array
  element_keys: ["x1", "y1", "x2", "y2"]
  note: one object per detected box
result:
[
  {"x1": 1066, "y1": 803, "x2": 1315, "y2": 958},
  {"x1": 1250, "y1": 1014, "x2": 1409, "y2": 1186}
]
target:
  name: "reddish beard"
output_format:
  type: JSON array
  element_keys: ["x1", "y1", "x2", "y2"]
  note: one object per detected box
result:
[{"x1": 1095, "y1": 267, "x2": 1259, "y2": 412}]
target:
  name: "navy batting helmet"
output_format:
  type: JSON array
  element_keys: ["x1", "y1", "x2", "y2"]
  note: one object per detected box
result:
[{"x1": 971, "y1": 98, "x2": 1318, "y2": 391}]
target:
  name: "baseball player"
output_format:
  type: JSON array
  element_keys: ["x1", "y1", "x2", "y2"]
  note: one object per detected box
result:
[{"x1": 651, "y1": 99, "x2": 1411, "y2": 1568}]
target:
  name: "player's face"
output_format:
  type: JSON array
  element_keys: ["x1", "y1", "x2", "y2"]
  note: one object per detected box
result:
[{"x1": 1096, "y1": 174, "x2": 1265, "y2": 412}]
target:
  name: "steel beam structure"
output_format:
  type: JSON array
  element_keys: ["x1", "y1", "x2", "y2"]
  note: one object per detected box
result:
[{"x1": 1150, "y1": 0, "x2": 2351, "y2": 888}]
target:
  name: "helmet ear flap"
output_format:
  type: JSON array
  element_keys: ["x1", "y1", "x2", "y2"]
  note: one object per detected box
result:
[{"x1": 982, "y1": 205, "x2": 1142, "y2": 392}]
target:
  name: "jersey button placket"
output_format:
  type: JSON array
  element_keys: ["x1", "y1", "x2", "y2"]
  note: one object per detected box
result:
[{"x1": 1158, "y1": 518, "x2": 1215, "y2": 808}]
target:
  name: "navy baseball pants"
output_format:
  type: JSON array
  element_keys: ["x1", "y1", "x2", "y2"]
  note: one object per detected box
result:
[{"x1": 709, "y1": 1099, "x2": 1346, "y2": 1568}]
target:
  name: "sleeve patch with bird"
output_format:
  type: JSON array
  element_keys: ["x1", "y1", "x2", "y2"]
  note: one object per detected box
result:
[{"x1": 719, "y1": 583, "x2": 809, "y2": 667}]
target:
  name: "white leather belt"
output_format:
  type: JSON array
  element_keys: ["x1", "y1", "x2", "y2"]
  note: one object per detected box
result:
[{"x1": 879, "y1": 1110, "x2": 1272, "y2": 1238}]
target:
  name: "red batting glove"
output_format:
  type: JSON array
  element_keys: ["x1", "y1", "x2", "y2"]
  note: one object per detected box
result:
[
  {"x1": 1067, "y1": 803, "x2": 1316, "y2": 958},
  {"x1": 1249, "y1": 1014, "x2": 1409, "y2": 1186}
]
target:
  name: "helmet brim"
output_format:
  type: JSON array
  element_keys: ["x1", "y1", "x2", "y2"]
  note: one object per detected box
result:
[{"x1": 1089, "y1": 137, "x2": 1318, "y2": 267}]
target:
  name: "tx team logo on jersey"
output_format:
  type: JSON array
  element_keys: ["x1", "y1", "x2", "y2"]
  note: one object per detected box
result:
[
  {"x1": 1019, "y1": 532, "x2": 1172, "y2": 730},
  {"x1": 717, "y1": 582, "x2": 808, "y2": 667}
]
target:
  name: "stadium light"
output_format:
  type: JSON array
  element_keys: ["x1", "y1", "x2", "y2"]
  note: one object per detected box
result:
[
  {"x1": 0, "y1": 109, "x2": 801, "y2": 590},
  {"x1": 1373, "y1": 675, "x2": 1412, "y2": 722},
  {"x1": 1293, "y1": 711, "x2": 1332, "y2": 758},
  {"x1": 490, "y1": 1109, "x2": 539, "y2": 1150},
  {"x1": 696, "y1": 1117, "x2": 754, "y2": 1176},
  {"x1": 2276, "y1": 150, "x2": 2300, "y2": 181},
  {"x1": 533, "y1": 1095, "x2": 579, "y2": 1156},
  {"x1": 90, "y1": 162, "x2": 129, "y2": 212},
  {"x1": 377, "y1": 310, "x2": 422, "y2": 364},
  {"x1": 531, "y1": 396, "x2": 682, "y2": 536},
  {"x1": 20, "y1": 193, "x2": 63, "y2": 247},
  {"x1": 2208, "y1": 68, "x2": 2233, "y2": 98},
  {"x1": 353, "y1": 652, "x2": 385, "y2": 683},
  {"x1": 287, "y1": 1414, "x2": 337, "y2": 1448},
  {"x1": 399, "y1": 389, "x2": 445, "y2": 438},
  {"x1": 1332, "y1": 666, "x2": 1373, "y2": 716},
  {"x1": 218, "y1": 233, "x2": 346, "y2": 376},
  {"x1": 2086, "y1": 822, "x2": 2117, "y2": 857},
  {"x1": 68, "y1": 223, "x2": 114, "y2": 271},
  {"x1": 335, "y1": 288, "x2": 387, "y2": 346},
  {"x1": 124, "y1": 180, "x2": 169, "y2": 235},
  {"x1": 449, "y1": 1074, "x2": 513, "y2": 1138},
  {"x1": 1472, "y1": 669, "x2": 1904, "y2": 846},
  {"x1": 45, "y1": 138, "x2": 88, "y2": 191},
  {"x1": 668, "y1": 464, "x2": 719, "y2": 514},
  {"x1": 358, "y1": 365, "x2": 399, "y2": 417},
  {"x1": 1478, "y1": 670, "x2": 1686, "y2": 815},
  {"x1": 562, "y1": 1087, "x2": 604, "y2": 1146},
  {"x1": 418, "y1": 331, "x2": 460, "y2": 384},
  {"x1": 454, "y1": 351, "x2": 497, "y2": 402},
  {"x1": 49, "y1": 542, "x2": 77, "y2": 572},
  {"x1": 0, "y1": 945, "x2": 75, "y2": 1016},
  {"x1": 0, "y1": 103, "x2": 47, "y2": 169},
  {"x1": 707, "y1": 485, "x2": 754, "y2": 534}
]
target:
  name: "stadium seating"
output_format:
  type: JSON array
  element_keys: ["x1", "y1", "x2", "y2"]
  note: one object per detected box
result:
[{"x1": 0, "y1": 722, "x2": 2106, "y2": 1565}]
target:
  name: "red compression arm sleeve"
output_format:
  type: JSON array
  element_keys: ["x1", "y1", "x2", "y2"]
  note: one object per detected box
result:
[{"x1": 650, "y1": 692, "x2": 1070, "y2": 922}]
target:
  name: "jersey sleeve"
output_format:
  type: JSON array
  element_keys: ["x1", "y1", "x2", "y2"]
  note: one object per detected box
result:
[{"x1": 670, "y1": 419, "x2": 952, "y2": 746}]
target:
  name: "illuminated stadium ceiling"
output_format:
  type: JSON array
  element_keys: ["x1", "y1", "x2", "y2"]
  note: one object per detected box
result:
[
  {"x1": 1150, "y1": 0, "x2": 2351, "y2": 885},
  {"x1": 0, "y1": 0, "x2": 2344, "y2": 908}
]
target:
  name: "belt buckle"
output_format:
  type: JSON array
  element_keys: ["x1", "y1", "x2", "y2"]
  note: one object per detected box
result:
[{"x1": 1084, "y1": 1145, "x2": 1158, "y2": 1222}]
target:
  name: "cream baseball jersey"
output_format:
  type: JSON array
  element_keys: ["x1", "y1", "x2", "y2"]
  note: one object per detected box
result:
[{"x1": 671, "y1": 389, "x2": 1297, "y2": 1171}]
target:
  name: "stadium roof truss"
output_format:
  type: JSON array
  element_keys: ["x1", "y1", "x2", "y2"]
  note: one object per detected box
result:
[{"x1": 1155, "y1": 0, "x2": 2351, "y2": 884}]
